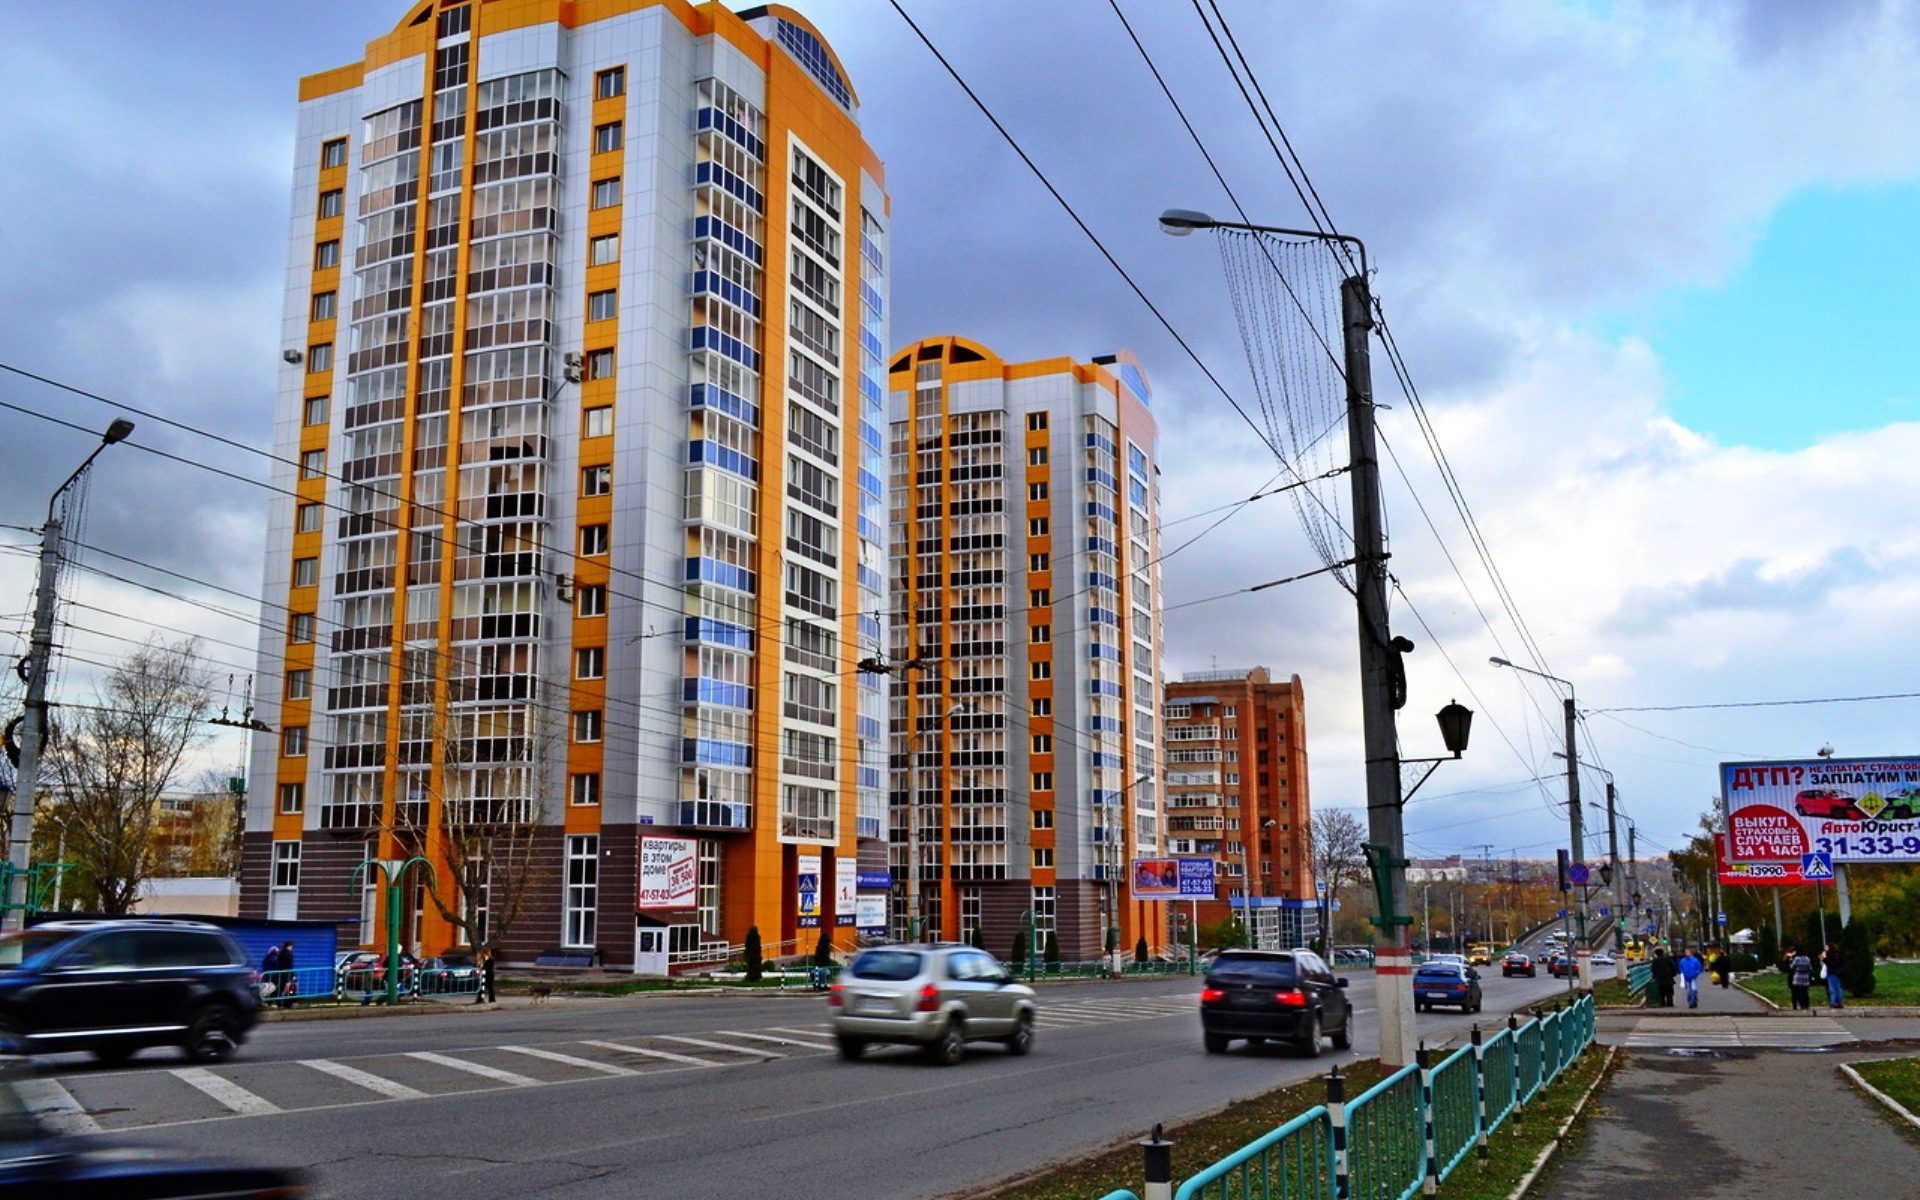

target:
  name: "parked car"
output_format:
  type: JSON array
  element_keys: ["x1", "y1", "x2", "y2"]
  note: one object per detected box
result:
[
  {"x1": 1199, "y1": 948, "x2": 1353, "y2": 1058},
  {"x1": 1502, "y1": 952, "x2": 1537, "y2": 978},
  {"x1": 828, "y1": 945, "x2": 1036, "y2": 1064},
  {"x1": 335, "y1": 951, "x2": 419, "y2": 997},
  {"x1": 0, "y1": 919, "x2": 260, "y2": 1063},
  {"x1": 417, "y1": 954, "x2": 480, "y2": 995},
  {"x1": 1414, "y1": 962, "x2": 1483, "y2": 1013},
  {"x1": 0, "y1": 1055, "x2": 306, "y2": 1196},
  {"x1": 1794, "y1": 788, "x2": 1865, "y2": 819}
]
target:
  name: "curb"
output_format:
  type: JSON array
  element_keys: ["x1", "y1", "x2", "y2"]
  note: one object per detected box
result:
[
  {"x1": 1507, "y1": 1046, "x2": 1619, "y2": 1200},
  {"x1": 1840, "y1": 1058, "x2": 1920, "y2": 1133}
]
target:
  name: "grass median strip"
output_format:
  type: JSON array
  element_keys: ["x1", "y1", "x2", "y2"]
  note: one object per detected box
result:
[{"x1": 981, "y1": 1045, "x2": 1614, "y2": 1200}]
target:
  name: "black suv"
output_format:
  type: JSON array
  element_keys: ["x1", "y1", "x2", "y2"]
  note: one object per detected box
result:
[
  {"x1": 0, "y1": 920, "x2": 260, "y2": 1063},
  {"x1": 1200, "y1": 948, "x2": 1353, "y2": 1057}
]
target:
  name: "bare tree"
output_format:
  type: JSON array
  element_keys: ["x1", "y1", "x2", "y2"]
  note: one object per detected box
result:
[
  {"x1": 42, "y1": 637, "x2": 212, "y2": 912},
  {"x1": 1308, "y1": 808, "x2": 1368, "y2": 948}
]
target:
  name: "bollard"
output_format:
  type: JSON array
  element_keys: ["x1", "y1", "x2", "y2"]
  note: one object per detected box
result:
[
  {"x1": 1139, "y1": 1123, "x2": 1174, "y2": 1200},
  {"x1": 1471, "y1": 1024, "x2": 1489, "y2": 1160},
  {"x1": 1327, "y1": 1067, "x2": 1348, "y2": 1200},
  {"x1": 1418, "y1": 1043, "x2": 1437, "y2": 1195},
  {"x1": 1509, "y1": 1014, "x2": 1524, "y2": 1126}
]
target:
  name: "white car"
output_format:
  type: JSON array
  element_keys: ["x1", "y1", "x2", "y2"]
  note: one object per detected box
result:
[{"x1": 1591, "y1": 953, "x2": 1616, "y2": 966}]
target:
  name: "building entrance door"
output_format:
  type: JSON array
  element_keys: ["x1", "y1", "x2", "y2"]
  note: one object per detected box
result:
[{"x1": 634, "y1": 924, "x2": 669, "y2": 976}]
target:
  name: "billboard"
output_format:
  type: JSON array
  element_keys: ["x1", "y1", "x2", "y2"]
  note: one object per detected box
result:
[
  {"x1": 1130, "y1": 856, "x2": 1217, "y2": 899},
  {"x1": 1714, "y1": 833, "x2": 1811, "y2": 887},
  {"x1": 1722, "y1": 755, "x2": 1920, "y2": 864},
  {"x1": 638, "y1": 837, "x2": 698, "y2": 908}
]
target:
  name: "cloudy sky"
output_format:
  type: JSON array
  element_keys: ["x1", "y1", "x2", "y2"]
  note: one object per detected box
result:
[{"x1": 3, "y1": 0, "x2": 1917, "y2": 872}]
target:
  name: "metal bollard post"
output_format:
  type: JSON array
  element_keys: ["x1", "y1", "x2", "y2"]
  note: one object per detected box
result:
[
  {"x1": 1509, "y1": 1014, "x2": 1524, "y2": 1126},
  {"x1": 1327, "y1": 1067, "x2": 1349, "y2": 1200},
  {"x1": 1471, "y1": 1024, "x2": 1488, "y2": 1160},
  {"x1": 1139, "y1": 1123, "x2": 1174, "y2": 1200},
  {"x1": 1418, "y1": 1043, "x2": 1437, "y2": 1195}
]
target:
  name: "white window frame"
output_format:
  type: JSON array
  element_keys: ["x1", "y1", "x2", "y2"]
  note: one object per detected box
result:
[{"x1": 565, "y1": 835, "x2": 600, "y2": 948}]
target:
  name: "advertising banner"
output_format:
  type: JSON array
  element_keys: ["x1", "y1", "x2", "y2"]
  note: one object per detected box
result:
[
  {"x1": 856, "y1": 894, "x2": 888, "y2": 933},
  {"x1": 1130, "y1": 856, "x2": 1218, "y2": 899},
  {"x1": 637, "y1": 837, "x2": 698, "y2": 909},
  {"x1": 1715, "y1": 833, "x2": 1810, "y2": 887},
  {"x1": 797, "y1": 854, "x2": 822, "y2": 928},
  {"x1": 1722, "y1": 755, "x2": 1920, "y2": 864},
  {"x1": 834, "y1": 859, "x2": 857, "y2": 927}
]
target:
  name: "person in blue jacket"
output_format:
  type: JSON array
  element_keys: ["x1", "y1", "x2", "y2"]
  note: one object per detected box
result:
[{"x1": 1678, "y1": 949, "x2": 1705, "y2": 1008}]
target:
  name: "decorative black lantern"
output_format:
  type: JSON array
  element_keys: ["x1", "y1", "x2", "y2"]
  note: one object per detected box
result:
[{"x1": 1436, "y1": 700, "x2": 1473, "y2": 757}]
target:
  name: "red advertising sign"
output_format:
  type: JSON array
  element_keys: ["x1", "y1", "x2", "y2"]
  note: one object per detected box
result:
[
  {"x1": 1720, "y1": 755, "x2": 1920, "y2": 864},
  {"x1": 1715, "y1": 834, "x2": 1809, "y2": 887}
]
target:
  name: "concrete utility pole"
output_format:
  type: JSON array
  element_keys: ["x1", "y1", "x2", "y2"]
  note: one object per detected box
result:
[
  {"x1": 1562, "y1": 697, "x2": 1591, "y2": 988},
  {"x1": 1605, "y1": 782, "x2": 1621, "y2": 954}
]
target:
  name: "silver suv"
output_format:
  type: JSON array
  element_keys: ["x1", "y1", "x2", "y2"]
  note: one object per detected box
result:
[{"x1": 829, "y1": 944, "x2": 1037, "y2": 1064}]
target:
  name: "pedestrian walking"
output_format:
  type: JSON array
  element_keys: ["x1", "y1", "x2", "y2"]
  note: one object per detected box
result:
[
  {"x1": 1787, "y1": 945, "x2": 1815, "y2": 1011},
  {"x1": 1679, "y1": 949, "x2": 1705, "y2": 1008},
  {"x1": 1822, "y1": 941, "x2": 1845, "y2": 1009},
  {"x1": 261, "y1": 943, "x2": 283, "y2": 1000},
  {"x1": 475, "y1": 948, "x2": 496, "y2": 1005},
  {"x1": 1710, "y1": 950, "x2": 1731, "y2": 988},
  {"x1": 1650, "y1": 947, "x2": 1679, "y2": 1007},
  {"x1": 278, "y1": 940, "x2": 298, "y2": 1006}
]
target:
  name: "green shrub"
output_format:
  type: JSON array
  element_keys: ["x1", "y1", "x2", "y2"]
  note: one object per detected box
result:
[
  {"x1": 1011, "y1": 930, "x2": 1029, "y2": 969},
  {"x1": 813, "y1": 929, "x2": 834, "y2": 967},
  {"x1": 1756, "y1": 926, "x2": 1779, "y2": 969},
  {"x1": 1044, "y1": 931, "x2": 1061, "y2": 966},
  {"x1": 1842, "y1": 918, "x2": 1876, "y2": 997},
  {"x1": 1134, "y1": 935, "x2": 1150, "y2": 966},
  {"x1": 743, "y1": 926, "x2": 763, "y2": 983}
]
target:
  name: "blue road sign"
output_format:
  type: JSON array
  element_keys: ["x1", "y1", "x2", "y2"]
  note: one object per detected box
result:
[
  {"x1": 1717, "y1": 911, "x2": 1728, "y2": 925},
  {"x1": 1567, "y1": 862, "x2": 1591, "y2": 886},
  {"x1": 1558, "y1": 909, "x2": 1568, "y2": 919},
  {"x1": 1599, "y1": 907, "x2": 1610, "y2": 917},
  {"x1": 1801, "y1": 852, "x2": 1835, "y2": 882}
]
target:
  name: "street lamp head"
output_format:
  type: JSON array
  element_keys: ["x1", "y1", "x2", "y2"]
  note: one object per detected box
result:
[
  {"x1": 1158, "y1": 208, "x2": 1215, "y2": 236},
  {"x1": 102, "y1": 418, "x2": 135, "y2": 445},
  {"x1": 1488, "y1": 656, "x2": 1513, "y2": 668},
  {"x1": 1436, "y1": 700, "x2": 1473, "y2": 756}
]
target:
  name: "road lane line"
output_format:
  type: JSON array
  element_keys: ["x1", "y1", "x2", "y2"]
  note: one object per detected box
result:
[
  {"x1": 406, "y1": 1051, "x2": 541, "y2": 1086},
  {"x1": 719, "y1": 1030, "x2": 830, "y2": 1049},
  {"x1": 580, "y1": 1039, "x2": 717, "y2": 1067},
  {"x1": 171, "y1": 1068, "x2": 282, "y2": 1116},
  {"x1": 764, "y1": 1026, "x2": 837, "y2": 1041},
  {"x1": 657, "y1": 1034, "x2": 782, "y2": 1057},
  {"x1": 304, "y1": 1059, "x2": 426, "y2": 1099},
  {"x1": 15, "y1": 1079, "x2": 101, "y2": 1134},
  {"x1": 501, "y1": 1045, "x2": 637, "y2": 1075}
]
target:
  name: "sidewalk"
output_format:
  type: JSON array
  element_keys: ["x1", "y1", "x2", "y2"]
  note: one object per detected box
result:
[{"x1": 1545, "y1": 977, "x2": 1920, "y2": 1199}]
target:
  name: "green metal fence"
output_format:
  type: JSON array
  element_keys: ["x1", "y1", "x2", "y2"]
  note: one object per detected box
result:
[
  {"x1": 1345, "y1": 1064, "x2": 1423, "y2": 1200},
  {"x1": 1174, "y1": 1107, "x2": 1334, "y2": 1200},
  {"x1": 1428, "y1": 1043, "x2": 1479, "y2": 1183}
]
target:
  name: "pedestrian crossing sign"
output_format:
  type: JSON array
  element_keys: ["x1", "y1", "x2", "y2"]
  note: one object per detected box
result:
[{"x1": 1801, "y1": 852, "x2": 1834, "y2": 881}]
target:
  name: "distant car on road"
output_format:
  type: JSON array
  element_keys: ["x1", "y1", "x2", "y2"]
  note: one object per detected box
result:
[
  {"x1": 829, "y1": 944, "x2": 1036, "y2": 1064},
  {"x1": 1502, "y1": 952, "x2": 1537, "y2": 978},
  {"x1": 1591, "y1": 952, "x2": 1616, "y2": 966},
  {"x1": 1794, "y1": 788, "x2": 1865, "y2": 819},
  {"x1": 1546, "y1": 953, "x2": 1573, "y2": 978},
  {"x1": 1414, "y1": 962, "x2": 1482, "y2": 1013},
  {"x1": 1199, "y1": 949, "x2": 1353, "y2": 1057}
]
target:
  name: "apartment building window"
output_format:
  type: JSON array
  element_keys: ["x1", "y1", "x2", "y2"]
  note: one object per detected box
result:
[
  {"x1": 300, "y1": 449, "x2": 326, "y2": 479},
  {"x1": 297, "y1": 503, "x2": 323, "y2": 533},
  {"x1": 321, "y1": 138, "x2": 347, "y2": 168},
  {"x1": 571, "y1": 773, "x2": 602, "y2": 806},
  {"x1": 1030, "y1": 661, "x2": 1050, "y2": 680},
  {"x1": 311, "y1": 291, "x2": 336, "y2": 321},
  {"x1": 590, "y1": 233, "x2": 619, "y2": 265},
  {"x1": 270, "y1": 841, "x2": 301, "y2": 920},
  {"x1": 285, "y1": 668, "x2": 311, "y2": 700},
  {"x1": 1224, "y1": 705, "x2": 1237, "y2": 718},
  {"x1": 1028, "y1": 553, "x2": 1049, "y2": 572},
  {"x1": 289, "y1": 613, "x2": 315, "y2": 643},
  {"x1": 1031, "y1": 697, "x2": 1052, "y2": 717},
  {"x1": 1028, "y1": 517, "x2": 1049, "y2": 536},
  {"x1": 318, "y1": 189, "x2": 343, "y2": 219},
  {"x1": 584, "y1": 405, "x2": 613, "y2": 438},
  {"x1": 1031, "y1": 734, "x2": 1052, "y2": 753},
  {"x1": 1032, "y1": 771, "x2": 1053, "y2": 791},
  {"x1": 592, "y1": 177, "x2": 621, "y2": 209},
  {"x1": 1027, "y1": 447, "x2": 1048, "y2": 466},
  {"x1": 565, "y1": 835, "x2": 599, "y2": 947},
  {"x1": 578, "y1": 585, "x2": 607, "y2": 617},
  {"x1": 1026, "y1": 412, "x2": 1048, "y2": 431},
  {"x1": 588, "y1": 290, "x2": 618, "y2": 322},
  {"x1": 278, "y1": 783, "x2": 304, "y2": 814},
  {"x1": 282, "y1": 726, "x2": 308, "y2": 757},
  {"x1": 580, "y1": 524, "x2": 609, "y2": 556},
  {"x1": 292, "y1": 557, "x2": 318, "y2": 588},
  {"x1": 1032, "y1": 809, "x2": 1053, "y2": 829},
  {"x1": 1032, "y1": 886, "x2": 1055, "y2": 936},
  {"x1": 585, "y1": 348, "x2": 615, "y2": 380},
  {"x1": 315, "y1": 240, "x2": 339, "y2": 269},
  {"x1": 304, "y1": 396, "x2": 328, "y2": 426},
  {"x1": 307, "y1": 344, "x2": 332, "y2": 373},
  {"x1": 573, "y1": 710, "x2": 603, "y2": 743},
  {"x1": 594, "y1": 122, "x2": 623, "y2": 153},
  {"x1": 582, "y1": 464, "x2": 611, "y2": 496},
  {"x1": 1032, "y1": 848, "x2": 1054, "y2": 869},
  {"x1": 576, "y1": 646, "x2": 605, "y2": 679},
  {"x1": 1028, "y1": 482, "x2": 1049, "y2": 501},
  {"x1": 596, "y1": 66, "x2": 626, "y2": 99},
  {"x1": 1031, "y1": 625, "x2": 1051, "y2": 644}
]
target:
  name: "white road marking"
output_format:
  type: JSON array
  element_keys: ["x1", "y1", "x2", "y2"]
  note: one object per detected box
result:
[
  {"x1": 657, "y1": 1034, "x2": 783, "y2": 1057},
  {"x1": 304, "y1": 1058, "x2": 427, "y2": 1100},
  {"x1": 718, "y1": 1030, "x2": 830, "y2": 1049},
  {"x1": 171, "y1": 1068, "x2": 282, "y2": 1116},
  {"x1": 405, "y1": 1050, "x2": 540, "y2": 1086},
  {"x1": 579, "y1": 1039, "x2": 717, "y2": 1067},
  {"x1": 15, "y1": 1078, "x2": 101, "y2": 1135},
  {"x1": 500, "y1": 1045, "x2": 637, "y2": 1075},
  {"x1": 764, "y1": 1026, "x2": 837, "y2": 1041}
]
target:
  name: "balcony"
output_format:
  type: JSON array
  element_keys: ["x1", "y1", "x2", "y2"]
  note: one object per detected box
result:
[{"x1": 676, "y1": 800, "x2": 752, "y2": 830}]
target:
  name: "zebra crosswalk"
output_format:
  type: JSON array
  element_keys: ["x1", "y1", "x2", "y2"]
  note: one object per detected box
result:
[
  {"x1": 1623, "y1": 1015, "x2": 1855, "y2": 1050},
  {"x1": 14, "y1": 992, "x2": 1197, "y2": 1137}
]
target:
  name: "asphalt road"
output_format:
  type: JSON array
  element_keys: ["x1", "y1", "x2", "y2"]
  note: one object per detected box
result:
[{"x1": 16, "y1": 962, "x2": 1599, "y2": 1199}]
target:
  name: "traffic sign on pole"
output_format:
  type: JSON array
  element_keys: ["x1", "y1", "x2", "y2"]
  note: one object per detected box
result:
[{"x1": 1567, "y1": 861, "x2": 1591, "y2": 886}]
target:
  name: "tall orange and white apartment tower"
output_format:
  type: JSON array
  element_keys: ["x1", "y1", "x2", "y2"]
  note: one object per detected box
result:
[
  {"x1": 245, "y1": 0, "x2": 890, "y2": 970},
  {"x1": 887, "y1": 338, "x2": 1165, "y2": 962}
]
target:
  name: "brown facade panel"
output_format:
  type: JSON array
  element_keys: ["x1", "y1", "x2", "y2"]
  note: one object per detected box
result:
[
  {"x1": 239, "y1": 831, "x2": 273, "y2": 920},
  {"x1": 299, "y1": 835, "x2": 379, "y2": 930}
]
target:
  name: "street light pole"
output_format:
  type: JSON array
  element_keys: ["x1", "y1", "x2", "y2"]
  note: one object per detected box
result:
[
  {"x1": 7, "y1": 418, "x2": 136, "y2": 928},
  {"x1": 1493, "y1": 657, "x2": 1591, "y2": 991}
]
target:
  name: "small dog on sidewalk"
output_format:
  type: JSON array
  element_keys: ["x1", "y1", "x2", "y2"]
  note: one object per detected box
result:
[{"x1": 528, "y1": 982, "x2": 553, "y2": 1005}]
